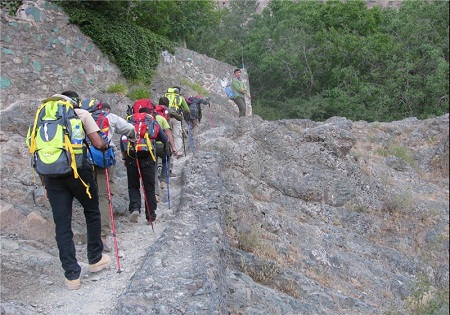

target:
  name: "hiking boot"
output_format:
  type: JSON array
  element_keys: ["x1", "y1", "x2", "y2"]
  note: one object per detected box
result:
[
  {"x1": 129, "y1": 210, "x2": 139, "y2": 223},
  {"x1": 89, "y1": 254, "x2": 111, "y2": 273},
  {"x1": 65, "y1": 277, "x2": 81, "y2": 290},
  {"x1": 101, "y1": 236, "x2": 111, "y2": 253},
  {"x1": 160, "y1": 182, "x2": 167, "y2": 189}
]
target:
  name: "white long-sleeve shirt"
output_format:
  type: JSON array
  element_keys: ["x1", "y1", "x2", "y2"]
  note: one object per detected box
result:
[{"x1": 105, "y1": 113, "x2": 136, "y2": 148}]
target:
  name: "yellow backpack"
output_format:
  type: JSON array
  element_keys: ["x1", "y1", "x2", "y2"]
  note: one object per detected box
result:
[
  {"x1": 164, "y1": 87, "x2": 181, "y2": 111},
  {"x1": 26, "y1": 96, "x2": 92, "y2": 197}
]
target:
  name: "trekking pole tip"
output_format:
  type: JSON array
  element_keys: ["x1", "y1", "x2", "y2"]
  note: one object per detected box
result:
[{"x1": 117, "y1": 268, "x2": 123, "y2": 274}]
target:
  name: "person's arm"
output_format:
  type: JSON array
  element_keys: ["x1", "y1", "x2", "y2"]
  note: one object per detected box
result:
[
  {"x1": 156, "y1": 126, "x2": 168, "y2": 144},
  {"x1": 108, "y1": 114, "x2": 136, "y2": 141},
  {"x1": 163, "y1": 128, "x2": 178, "y2": 155},
  {"x1": 168, "y1": 108, "x2": 182, "y2": 121},
  {"x1": 198, "y1": 101, "x2": 203, "y2": 122},
  {"x1": 88, "y1": 131, "x2": 108, "y2": 150},
  {"x1": 76, "y1": 108, "x2": 108, "y2": 150},
  {"x1": 180, "y1": 97, "x2": 190, "y2": 113}
]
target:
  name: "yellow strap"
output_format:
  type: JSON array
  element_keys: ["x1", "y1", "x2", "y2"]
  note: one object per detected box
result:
[
  {"x1": 29, "y1": 103, "x2": 47, "y2": 153},
  {"x1": 127, "y1": 143, "x2": 135, "y2": 159},
  {"x1": 144, "y1": 133, "x2": 156, "y2": 162},
  {"x1": 64, "y1": 134, "x2": 92, "y2": 199}
]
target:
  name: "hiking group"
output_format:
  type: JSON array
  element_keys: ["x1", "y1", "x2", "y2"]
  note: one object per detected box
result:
[{"x1": 26, "y1": 85, "x2": 212, "y2": 290}]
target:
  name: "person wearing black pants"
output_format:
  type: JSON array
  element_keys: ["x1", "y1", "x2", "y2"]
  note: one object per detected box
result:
[
  {"x1": 121, "y1": 107, "x2": 168, "y2": 224},
  {"x1": 40, "y1": 91, "x2": 111, "y2": 290},
  {"x1": 45, "y1": 165, "x2": 102, "y2": 279},
  {"x1": 124, "y1": 155, "x2": 158, "y2": 223}
]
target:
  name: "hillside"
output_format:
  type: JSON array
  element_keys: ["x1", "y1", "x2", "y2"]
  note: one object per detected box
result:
[{"x1": 1, "y1": 2, "x2": 449, "y2": 315}]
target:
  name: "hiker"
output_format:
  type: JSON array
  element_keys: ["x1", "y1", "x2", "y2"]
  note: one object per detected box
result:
[
  {"x1": 30, "y1": 91, "x2": 111, "y2": 290},
  {"x1": 154, "y1": 100, "x2": 178, "y2": 190},
  {"x1": 230, "y1": 68, "x2": 251, "y2": 117},
  {"x1": 185, "y1": 96, "x2": 210, "y2": 137},
  {"x1": 164, "y1": 86, "x2": 190, "y2": 162},
  {"x1": 91, "y1": 101, "x2": 136, "y2": 252},
  {"x1": 120, "y1": 104, "x2": 169, "y2": 224}
]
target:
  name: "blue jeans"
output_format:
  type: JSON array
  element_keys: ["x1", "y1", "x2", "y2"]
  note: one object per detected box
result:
[{"x1": 44, "y1": 166, "x2": 103, "y2": 280}]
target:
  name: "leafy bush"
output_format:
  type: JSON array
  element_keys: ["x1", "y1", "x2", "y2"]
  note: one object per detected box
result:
[
  {"x1": 127, "y1": 87, "x2": 150, "y2": 101},
  {"x1": 0, "y1": 0, "x2": 22, "y2": 15},
  {"x1": 58, "y1": 2, "x2": 173, "y2": 84},
  {"x1": 106, "y1": 83, "x2": 128, "y2": 95}
]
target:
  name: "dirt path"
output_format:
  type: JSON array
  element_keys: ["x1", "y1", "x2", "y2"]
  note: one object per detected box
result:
[{"x1": 12, "y1": 158, "x2": 187, "y2": 315}]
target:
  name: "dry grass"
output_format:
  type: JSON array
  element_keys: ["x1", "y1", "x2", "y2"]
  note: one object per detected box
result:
[
  {"x1": 304, "y1": 266, "x2": 332, "y2": 287},
  {"x1": 240, "y1": 256, "x2": 278, "y2": 284},
  {"x1": 277, "y1": 278, "x2": 301, "y2": 299}
]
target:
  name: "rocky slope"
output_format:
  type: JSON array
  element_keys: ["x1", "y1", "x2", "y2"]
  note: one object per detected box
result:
[
  {"x1": 0, "y1": 89, "x2": 448, "y2": 314},
  {"x1": 1, "y1": 2, "x2": 449, "y2": 314}
]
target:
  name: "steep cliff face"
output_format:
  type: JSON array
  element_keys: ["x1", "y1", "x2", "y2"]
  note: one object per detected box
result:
[{"x1": 1, "y1": 2, "x2": 448, "y2": 315}]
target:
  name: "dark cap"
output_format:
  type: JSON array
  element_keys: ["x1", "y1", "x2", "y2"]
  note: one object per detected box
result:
[
  {"x1": 61, "y1": 90, "x2": 80, "y2": 107},
  {"x1": 102, "y1": 101, "x2": 111, "y2": 110}
]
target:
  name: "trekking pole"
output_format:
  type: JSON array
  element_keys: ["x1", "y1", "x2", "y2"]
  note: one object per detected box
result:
[
  {"x1": 181, "y1": 118, "x2": 186, "y2": 157},
  {"x1": 134, "y1": 155, "x2": 155, "y2": 232},
  {"x1": 102, "y1": 152, "x2": 122, "y2": 273},
  {"x1": 208, "y1": 101, "x2": 214, "y2": 128},
  {"x1": 165, "y1": 149, "x2": 171, "y2": 209},
  {"x1": 187, "y1": 121, "x2": 195, "y2": 155}
]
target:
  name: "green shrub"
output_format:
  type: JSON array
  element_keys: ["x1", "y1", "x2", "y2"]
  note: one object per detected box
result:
[
  {"x1": 376, "y1": 145, "x2": 416, "y2": 168},
  {"x1": 106, "y1": 83, "x2": 128, "y2": 95},
  {"x1": 406, "y1": 274, "x2": 449, "y2": 315},
  {"x1": 58, "y1": 3, "x2": 173, "y2": 85},
  {"x1": 181, "y1": 79, "x2": 208, "y2": 96},
  {"x1": 127, "y1": 87, "x2": 150, "y2": 100}
]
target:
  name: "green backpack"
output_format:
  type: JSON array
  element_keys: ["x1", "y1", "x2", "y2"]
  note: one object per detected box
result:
[
  {"x1": 27, "y1": 96, "x2": 91, "y2": 197},
  {"x1": 164, "y1": 87, "x2": 181, "y2": 111}
]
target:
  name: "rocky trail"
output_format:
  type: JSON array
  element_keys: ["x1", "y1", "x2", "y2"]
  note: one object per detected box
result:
[{"x1": 1, "y1": 156, "x2": 188, "y2": 315}]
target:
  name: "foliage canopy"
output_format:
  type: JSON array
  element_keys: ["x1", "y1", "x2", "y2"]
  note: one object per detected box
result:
[
  {"x1": 190, "y1": 0, "x2": 449, "y2": 122},
  {"x1": 55, "y1": 0, "x2": 448, "y2": 122}
]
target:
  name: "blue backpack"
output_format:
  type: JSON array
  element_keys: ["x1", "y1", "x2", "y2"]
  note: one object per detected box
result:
[
  {"x1": 225, "y1": 85, "x2": 234, "y2": 99},
  {"x1": 80, "y1": 98, "x2": 116, "y2": 169}
]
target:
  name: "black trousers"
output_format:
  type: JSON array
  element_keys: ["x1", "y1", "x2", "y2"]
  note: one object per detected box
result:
[
  {"x1": 125, "y1": 155, "x2": 157, "y2": 221},
  {"x1": 45, "y1": 166, "x2": 103, "y2": 280}
]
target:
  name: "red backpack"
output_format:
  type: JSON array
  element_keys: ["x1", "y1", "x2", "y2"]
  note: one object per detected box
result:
[
  {"x1": 155, "y1": 105, "x2": 169, "y2": 120},
  {"x1": 121, "y1": 112, "x2": 159, "y2": 159},
  {"x1": 80, "y1": 98, "x2": 110, "y2": 137},
  {"x1": 128, "y1": 98, "x2": 154, "y2": 116}
]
